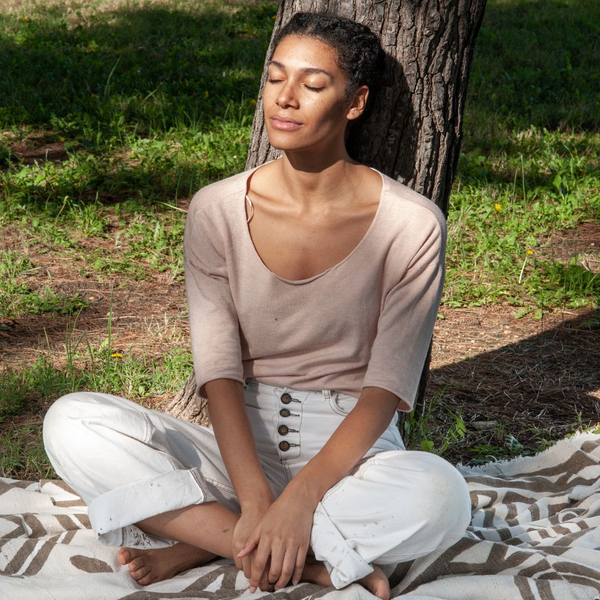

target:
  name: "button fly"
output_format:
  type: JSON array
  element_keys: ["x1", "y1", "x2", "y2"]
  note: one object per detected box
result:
[
  {"x1": 280, "y1": 393, "x2": 292, "y2": 404},
  {"x1": 280, "y1": 408, "x2": 291, "y2": 417},
  {"x1": 279, "y1": 441, "x2": 290, "y2": 451},
  {"x1": 278, "y1": 425, "x2": 289, "y2": 435}
]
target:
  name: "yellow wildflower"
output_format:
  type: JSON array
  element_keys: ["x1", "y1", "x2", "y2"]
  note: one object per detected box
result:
[
  {"x1": 526, "y1": 249, "x2": 534, "y2": 255},
  {"x1": 111, "y1": 352, "x2": 124, "y2": 359},
  {"x1": 494, "y1": 203, "x2": 501, "y2": 213}
]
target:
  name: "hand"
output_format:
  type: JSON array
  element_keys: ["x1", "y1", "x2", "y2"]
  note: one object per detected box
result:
[
  {"x1": 238, "y1": 489, "x2": 315, "y2": 591},
  {"x1": 233, "y1": 502, "x2": 273, "y2": 591}
]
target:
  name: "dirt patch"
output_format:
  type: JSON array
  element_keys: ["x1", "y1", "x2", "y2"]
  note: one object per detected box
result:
[
  {"x1": 428, "y1": 305, "x2": 599, "y2": 462},
  {"x1": 538, "y1": 222, "x2": 600, "y2": 269},
  {"x1": 8, "y1": 131, "x2": 68, "y2": 165}
]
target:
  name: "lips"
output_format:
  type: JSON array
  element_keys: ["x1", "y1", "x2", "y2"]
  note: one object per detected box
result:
[{"x1": 270, "y1": 115, "x2": 303, "y2": 130}]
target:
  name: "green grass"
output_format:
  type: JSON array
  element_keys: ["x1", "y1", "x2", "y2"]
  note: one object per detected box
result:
[
  {"x1": 0, "y1": 0, "x2": 598, "y2": 475},
  {"x1": 445, "y1": 125, "x2": 599, "y2": 310},
  {"x1": 0, "y1": 425, "x2": 55, "y2": 480},
  {"x1": 0, "y1": 328, "x2": 194, "y2": 478}
]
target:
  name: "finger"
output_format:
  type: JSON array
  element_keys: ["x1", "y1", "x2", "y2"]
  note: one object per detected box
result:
[
  {"x1": 242, "y1": 554, "x2": 253, "y2": 580},
  {"x1": 237, "y1": 541, "x2": 258, "y2": 559},
  {"x1": 259, "y1": 561, "x2": 272, "y2": 592},
  {"x1": 292, "y1": 544, "x2": 309, "y2": 587},
  {"x1": 234, "y1": 550, "x2": 243, "y2": 571},
  {"x1": 275, "y1": 547, "x2": 297, "y2": 590},
  {"x1": 238, "y1": 529, "x2": 261, "y2": 558},
  {"x1": 267, "y1": 544, "x2": 285, "y2": 585},
  {"x1": 250, "y1": 543, "x2": 271, "y2": 590}
]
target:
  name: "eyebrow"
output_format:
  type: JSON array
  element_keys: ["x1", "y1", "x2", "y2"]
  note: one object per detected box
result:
[{"x1": 268, "y1": 60, "x2": 334, "y2": 80}]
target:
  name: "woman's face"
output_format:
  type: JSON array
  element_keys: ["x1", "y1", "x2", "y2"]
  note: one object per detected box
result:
[{"x1": 263, "y1": 34, "x2": 366, "y2": 153}]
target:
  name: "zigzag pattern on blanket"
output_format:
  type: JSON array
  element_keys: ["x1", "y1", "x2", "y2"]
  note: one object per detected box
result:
[
  {"x1": 390, "y1": 434, "x2": 600, "y2": 599},
  {"x1": 1, "y1": 434, "x2": 599, "y2": 600}
]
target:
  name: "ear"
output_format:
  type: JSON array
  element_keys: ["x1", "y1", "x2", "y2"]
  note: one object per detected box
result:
[{"x1": 345, "y1": 85, "x2": 370, "y2": 121}]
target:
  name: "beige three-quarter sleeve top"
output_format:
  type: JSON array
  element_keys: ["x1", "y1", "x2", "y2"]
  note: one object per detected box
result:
[{"x1": 184, "y1": 165, "x2": 446, "y2": 412}]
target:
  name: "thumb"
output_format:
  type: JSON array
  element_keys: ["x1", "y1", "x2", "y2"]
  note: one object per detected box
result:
[{"x1": 237, "y1": 528, "x2": 261, "y2": 558}]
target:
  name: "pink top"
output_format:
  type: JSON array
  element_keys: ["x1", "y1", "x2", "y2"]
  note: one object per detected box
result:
[{"x1": 184, "y1": 165, "x2": 446, "y2": 411}]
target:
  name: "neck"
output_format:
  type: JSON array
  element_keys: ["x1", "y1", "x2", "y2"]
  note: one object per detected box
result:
[{"x1": 277, "y1": 146, "x2": 360, "y2": 209}]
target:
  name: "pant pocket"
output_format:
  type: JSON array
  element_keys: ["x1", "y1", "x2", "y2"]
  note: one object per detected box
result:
[{"x1": 327, "y1": 392, "x2": 358, "y2": 417}]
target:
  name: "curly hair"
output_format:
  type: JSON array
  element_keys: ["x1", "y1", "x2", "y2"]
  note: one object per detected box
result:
[{"x1": 272, "y1": 12, "x2": 384, "y2": 108}]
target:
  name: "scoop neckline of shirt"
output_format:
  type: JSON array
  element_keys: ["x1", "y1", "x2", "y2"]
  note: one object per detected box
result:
[{"x1": 241, "y1": 161, "x2": 388, "y2": 286}]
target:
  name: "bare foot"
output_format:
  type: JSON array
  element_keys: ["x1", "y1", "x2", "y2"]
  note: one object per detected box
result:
[
  {"x1": 358, "y1": 565, "x2": 391, "y2": 600},
  {"x1": 301, "y1": 560, "x2": 389, "y2": 600},
  {"x1": 117, "y1": 543, "x2": 215, "y2": 586}
]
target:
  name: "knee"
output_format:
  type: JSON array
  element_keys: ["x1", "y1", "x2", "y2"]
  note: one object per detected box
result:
[
  {"x1": 43, "y1": 393, "x2": 94, "y2": 458},
  {"x1": 412, "y1": 452, "x2": 472, "y2": 537},
  {"x1": 43, "y1": 391, "x2": 123, "y2": 466},
  {"x1": 372, "y1": 451, "x2": 471, "y2": 538},
  {"x1": 44, "y1": 392, "x2": 97, "y2": 438}
]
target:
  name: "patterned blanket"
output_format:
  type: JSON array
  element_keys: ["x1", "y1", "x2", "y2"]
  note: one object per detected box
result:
[{"x1": 2, "y1": 433, "x2": 600, "y2": 600}]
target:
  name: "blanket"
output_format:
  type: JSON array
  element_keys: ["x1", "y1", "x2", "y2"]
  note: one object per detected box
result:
[{"x1": 2, "y1": 433, "x2": 600, "y2": 600}]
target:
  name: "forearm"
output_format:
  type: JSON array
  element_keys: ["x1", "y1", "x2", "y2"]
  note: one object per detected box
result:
[
  {"x1": 205, "y1": 379, "x2": 274, "y2": 510},
  {"x1": 284, "y1": 387, "x2": 400, "y2": 507}
]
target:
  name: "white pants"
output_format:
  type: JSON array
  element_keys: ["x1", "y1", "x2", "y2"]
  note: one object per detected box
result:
[{"x1": 42, "y1": 380, "x2": 471, "y2": 589}]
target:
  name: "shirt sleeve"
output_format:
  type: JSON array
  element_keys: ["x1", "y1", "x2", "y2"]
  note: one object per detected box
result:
[
  {"x1": 184, "y1": 196, "x2": 244, "y2": 398},
  {"x1": 362, "y1": 213, "x2": 446, "y2": 412}
]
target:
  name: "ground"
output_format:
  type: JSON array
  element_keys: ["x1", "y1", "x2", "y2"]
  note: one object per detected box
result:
[{"x1": 1, "y1": 213, "x2": 598, "y2": 468}]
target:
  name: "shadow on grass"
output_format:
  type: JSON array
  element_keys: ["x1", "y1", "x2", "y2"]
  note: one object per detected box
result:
[
  {"x1": 0, "y1": 0, "x2": 597, "y2": 210},
  {"x1": 458, "y1": 0, "x2": 600, "y2": 188},
  {"x1": 0, "y1": 2, "x2": 278, "y2": 209},
  {"x1": 424, "y1": 308, "x2": 600, "y2": 463},
  {"x1": 0, "y1": 3, "x2": 276, "y2": 131}
]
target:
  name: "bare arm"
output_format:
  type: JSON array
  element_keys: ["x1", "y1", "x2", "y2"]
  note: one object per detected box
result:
[
  {"x1": 205, "y1": 378, "x2": 274, "y2": 511},
  {"x1": 242, "y1": 386, "x2": 402, "y2": 590},
  {"x1": 205, "y1": 378, "x2": 275, "y2": 588},
  {"x1": 285, "y1": 386, "x2": 401, "y2": 506}
]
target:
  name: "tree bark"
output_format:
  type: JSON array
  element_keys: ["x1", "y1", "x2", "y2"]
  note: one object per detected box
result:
[{"x1": 167, "y1": 0, "x2": 488, "y2": 430}]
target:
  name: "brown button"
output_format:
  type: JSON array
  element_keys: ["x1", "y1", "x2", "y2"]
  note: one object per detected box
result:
[
  {"x1": 278, "y1": 425, "x2": 289, "y2": 435},
  {"x1": 279, "y1": 408, "x2": 291, "y2": 417},
  {"x1": 279, "y1": 441, "x2": 290, "y2": 451},
  {"x1": 280, "y1": 393, "x2": 292, "y2": 404}
]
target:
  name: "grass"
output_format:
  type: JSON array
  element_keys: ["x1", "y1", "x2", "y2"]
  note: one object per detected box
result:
[
  {"x1": 0, "y1": 0, "x2": 599, "y2": 476},
  {"x1": 0, "y1": 316, "x2": 194, "y2": 478},
  {"x1": 445, "y1": 127, "x2": 599, "y2": 310}
]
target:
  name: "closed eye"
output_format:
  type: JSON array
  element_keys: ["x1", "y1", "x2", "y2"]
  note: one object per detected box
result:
[{"x1": 305, "y1": 85, "x2": 324, "y2": 92}]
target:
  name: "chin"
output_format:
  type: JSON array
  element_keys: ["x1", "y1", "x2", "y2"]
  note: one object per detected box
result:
[{"x1": 266, "y1": 133, "x2": 308, "y2": 153}]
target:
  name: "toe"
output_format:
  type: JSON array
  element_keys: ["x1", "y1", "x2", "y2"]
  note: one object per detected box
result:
[
  {"x1": 117, "y1": 548, "x2": 130, "y2": 565},
  {"x1": 128, "y1": 557, "x2": 147, "y2": 573},
  {"x1": 137, "y1": 571, "x2": 157, "y2": 586},
  {"x1": 131, "y1": 564, "x2": 152, "y2": 582}
]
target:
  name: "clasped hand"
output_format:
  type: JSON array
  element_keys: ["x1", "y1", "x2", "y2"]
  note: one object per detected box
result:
[{"x1": 233, "y1": 491, "x2": 315, "y2": 592}]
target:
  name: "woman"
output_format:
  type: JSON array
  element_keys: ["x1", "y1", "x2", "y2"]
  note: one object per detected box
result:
[{"x1": 43, "y1": 13, "x2": 471, "y2": 600}]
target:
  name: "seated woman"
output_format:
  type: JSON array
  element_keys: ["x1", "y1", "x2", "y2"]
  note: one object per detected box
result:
[{"x1": 43, "y1": 12, "x2": 471, "y2": 600}]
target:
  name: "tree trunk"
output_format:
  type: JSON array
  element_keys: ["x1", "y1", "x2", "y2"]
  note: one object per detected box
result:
[{"x1": 167, "y1": 0, "x2": 488, "y2": 431}]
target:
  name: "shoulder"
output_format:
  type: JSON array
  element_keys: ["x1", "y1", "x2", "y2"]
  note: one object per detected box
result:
[
  {"x1": 188, "y1": 168, "x2": 252, "y2": 218},
  {"x1": 378, "y1": 171, "x2": 446, "y2": 241}
]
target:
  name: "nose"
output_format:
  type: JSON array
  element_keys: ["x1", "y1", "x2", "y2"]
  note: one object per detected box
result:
[{"x1": 276, "y1": 81, "x2": 299, "y2": 109}]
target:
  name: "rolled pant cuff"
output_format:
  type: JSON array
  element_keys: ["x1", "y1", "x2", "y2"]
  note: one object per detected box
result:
[
  {"x1": 88, "y1": 467, "x2": 215, "y2": 548},
  {"x1": 311, "y1": 503, "x2": 373, "y2": 589}
]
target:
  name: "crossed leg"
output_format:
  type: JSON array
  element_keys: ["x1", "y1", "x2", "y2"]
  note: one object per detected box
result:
[{"x1": 116, "y1": 502, "x2": 391, "y2": 598}]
